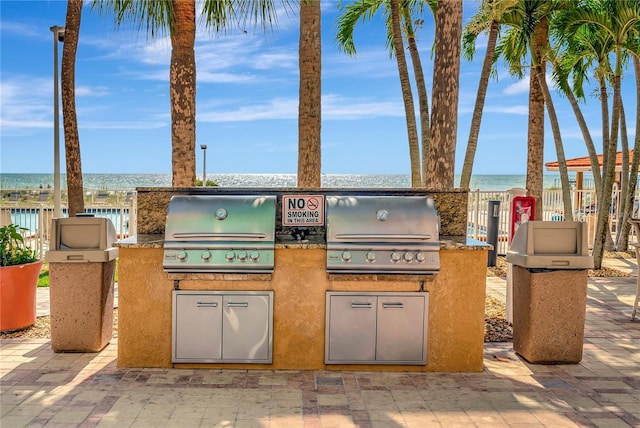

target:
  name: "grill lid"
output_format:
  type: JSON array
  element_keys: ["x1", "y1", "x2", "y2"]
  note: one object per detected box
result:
[
  {"x1": 164, "y1": 195, "x2": 276, "y2": 248},
  {"x1": 326, "y1": 195, "x2": 440, "y2": 274},
  {"x1": 163, "y1": 195, "x2": 276, "y2": 273},
  {"x1": 326, "y1": 196, "x2": 439, "y2": 244}
]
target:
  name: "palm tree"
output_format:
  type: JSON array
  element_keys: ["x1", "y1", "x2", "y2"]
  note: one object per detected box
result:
[
  {"x1": 459, "y1": 0, "x2": 517, "y2": 189},
  {"x1": 425, "y1": 0, "x2": 462, "y2": 189},
  {"x1": 557, "y1": 0, "x2": 640, "y2": 268},
  {"x1": 390, "y1": 0, "x2": 421, "y2": 187},
  {"x1": 530, "y1": 46, "x2": 574, "y2": 221},
  {"x1": 335, "y1": 0, "x2": 430, "y2": 187},
  {"x1": 169, "y1": 1, "x2": 197, "y2": 187},
  {"x1": 497, "y1": 0, "x2": 564, "y2": 221},
  {"x1": 297, "y1": 0, "x2": 322, "y2": 188},
  {"x1": 552, "y1": 35, "x2": 606, "y2": 198},
  {"x1": 552, "y1": 9, "x2": 616, "y2": 250},
  {"x1": 402, "y1": 4, "x2": 434, "y2": 187},
  {"x1": 61, "y1": 0, "x2": 85, "y2": 216},
  {"x1": 618, "y1": 56, "x2": 640, "y2": 250},
  {"x1": 93, "y1": 0, "x2": 289, "y2": 187}
]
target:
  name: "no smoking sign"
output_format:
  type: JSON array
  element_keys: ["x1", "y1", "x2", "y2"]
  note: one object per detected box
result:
[{"x1": 282, "y1": 195, "x2": 325, "y2": 226}]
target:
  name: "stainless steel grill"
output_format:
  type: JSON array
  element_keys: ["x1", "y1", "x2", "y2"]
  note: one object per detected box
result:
[
  {"x1": 163, "y1": 195, "x2": 276, "y2": 273},
  {"x1": 326, "y1": 195, "x2": 440, "y2": 274}
]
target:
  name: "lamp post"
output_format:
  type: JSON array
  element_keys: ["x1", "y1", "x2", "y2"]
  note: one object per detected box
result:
[
  {"x1": 50, "y1": 25, "x2": 65, "y2": 218},
  {"x1": 200, "y1": 144, "x2": 208, "y2": 186}
]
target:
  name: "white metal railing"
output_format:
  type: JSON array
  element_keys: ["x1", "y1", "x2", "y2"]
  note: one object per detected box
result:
[
  {"x1": 468, "y1": 188, "x2": 640, "y2": 255},
  {"x1": 2, "y1": 187, "x2": 637, "y2": 259},
  {"x1": 0, "y1": 190, "x2": 136, "y2": 260}
]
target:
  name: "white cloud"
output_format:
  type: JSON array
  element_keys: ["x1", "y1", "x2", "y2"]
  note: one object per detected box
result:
[
  {"x1": 79, "y1": 121, "x2": 167, "y2": 130},
  {"x1": 501, "y1": 73, "x2": 559, "y2": 96},
  {"x1": 0, "y1": 78, "x2": 52, "y2": 132},
  {"x1": 0, "y1": 21, "x2": 42, "y2": 39},
  {"x1": 199, "y1": 98, "x2": 297, "y2": 122},
  {"x1": 197, "y1": 71, "x2": 256, "y2": 83},
  {"x1": 322, "y1": 94, "x2": 404, "y2": 119},
  {"x1": 503, "y1": 77, "x2": 530, "y2": 95},
  {"x1": 198, "y1": 94, "x2": 405, "y2": 123},
  {"x1": 0, "y1": 75, "x2": 165, "y2": 135},
  {"x1": 76, "y1": 86, "x2": 110, "y2": 97},
  {"x1": 484, "y1": 105, "x2": 529, "y2": 115},
  {"x1": 324, "y1": 49, "x2": 399, "y2": 79}
]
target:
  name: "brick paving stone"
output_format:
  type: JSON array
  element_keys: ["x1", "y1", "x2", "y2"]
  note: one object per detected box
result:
[{"x1": 3, "y1": 275, "x2": 640, "y2": 427}]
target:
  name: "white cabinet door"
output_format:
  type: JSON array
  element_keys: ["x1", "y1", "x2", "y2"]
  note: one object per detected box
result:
[
  {"x1": 174, "y1": 293, "x2": 222, "y2": 361},
  {"x1": 326, "y1": 294, "x2": 377, "y2": 362},
  {"x1": 376, "y1": 295, "x2": 426, "y2": 362},
  {"x1": 222, "y1": 294, "x2": 272, "y2": 362},
  {"x1": 326, "y1": 292, "x2": 428, "y2": 365},
  {"x1": 173, "y1": 291, "x2": 273, "y2": 364}
]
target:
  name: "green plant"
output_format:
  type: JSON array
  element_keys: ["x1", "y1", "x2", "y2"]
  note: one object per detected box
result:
[
  {"x1": 38, "y1": 270, "x2": 49, "y2": 287},
  {"x1": 0, "y1": 224, "x2": 38, "y2": 267},
  {"x1": 195, "y1": 179, "x2": 219, "y2": 187}
]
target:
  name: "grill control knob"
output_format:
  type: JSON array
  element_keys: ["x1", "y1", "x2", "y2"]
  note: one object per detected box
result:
[
  {"x1": 177, "y1": 251, "x2": 188, "y2": 262},
  {"x1": 237, "y1": 250, "x2": 248, "y2": 262},
  {"x1": 215, "y1": 208, "x2": 228, "y2": 220},
  {"x1": 225, "y1": 250, "x2": 236, "y2": 262},
  {"x1": 201, "y1": 251, "x2": 212, "y2": 262},
  {"x1": 403, "y1": 252, "x2": 414, "y2": 262},
  {"x1": 249, "y1": 250, "x2": 260, "y2": 262},
  {"x1": 365, "y1": 251, "x2": 376, "y2": 263},
  {"x1": 390, "y1": 252, "x2": 401, "y2": 263},
  {"x1": 415, "y1": 252, "x2": 426, "y2": 263},
  {"x1": 341, "y1": 251, "x2": 352, "y2": 262},
  {"x1": 376, "y1": 209, "x2": 389, "y2": 221}
]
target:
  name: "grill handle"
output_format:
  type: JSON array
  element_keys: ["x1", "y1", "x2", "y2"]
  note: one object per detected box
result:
[
  {"x1": 334, "y1": 234, "x2": 432, "y2": 240},
  {"x1": 172, "y1": 232, "x2": 268, "y2": 239},
  {"x1": 227, "y1": 301, "x2": 249, "y2": 308},
  {"x1": 382, "y1": 302, "x2": 404, "y2": 309},
  {"x1": 351, "y1": 302, "x2": 373, "y2": 309},
  {"x1": 196, "y1": 301, "x2": 218, "y2": 308}
]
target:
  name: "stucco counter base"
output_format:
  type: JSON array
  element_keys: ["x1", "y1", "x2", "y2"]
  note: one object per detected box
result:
[{"x1": 116, "y1": 243, "x2": 488, "y2": 372}]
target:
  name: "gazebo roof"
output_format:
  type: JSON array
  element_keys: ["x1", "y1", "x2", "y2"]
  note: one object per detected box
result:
[{"x1": 545, "y1": 150, "x2": 634, "y2": 172}]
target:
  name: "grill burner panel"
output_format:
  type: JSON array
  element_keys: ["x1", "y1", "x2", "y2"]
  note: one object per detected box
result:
[
  {"x1": 326, "y1": 247, "x2": 439, "y2": 274},
  {"x1": 326, "y1": 196, "x2": 440, "y2": 274},
  {"x1": 163, "y1": 195, "x2": 276, "y2": 273}
]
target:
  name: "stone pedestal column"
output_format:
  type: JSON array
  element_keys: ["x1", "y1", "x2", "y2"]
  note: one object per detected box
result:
[
  {"x1": 49, "y1": 260, "x2": 115, "y2": 352},
  {"x1": 512, "y1": 266, "x2": 588, "y2": 364}
]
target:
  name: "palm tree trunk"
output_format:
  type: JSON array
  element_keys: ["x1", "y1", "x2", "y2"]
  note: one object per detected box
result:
[
  {"x1": 525, "y1": 18, "x2": 546, "y2": 221},
  {"x1": 389, "y1": 0, "x2": 421, "y2": 187},
  {"x1": 593, "y1": 62, "x2": 622, "y2": 268},
  {"x1": 61, "y1": 0, "x2": 84, "y2": 217},
  {"x1": 297, "y1": 0, "x2": 322, "y2": 188},
  {"x1": 616, "y1": 57, "x2": 640, "y2": 251},
  {"x1": 459, "y1": 19, "x2": 498, "y2": 189},
  {"x1": 533, "y1": 65, "x2": 573, "y2": 221},
  {"x1": 170, "y1": 0, "x2": 197, "y2": 188},
  {"x1": 615, "y1": 103, "x2": 629, "y2": 249},
  {"x1": 599, "y1": 76, "x2": 611, "y2": 172},
  {"x1": 427, "y1": 0, "x2": 462, "y2": 189},
  {"x1": 565, "y1": 89, "x2": 602, "y2": 196},
  {"x1": 594, "y1": 76, "x2": 616, "y2": 254},
  {"x1": 403, "y1": 10, "x2": 430, "y2": 188}
]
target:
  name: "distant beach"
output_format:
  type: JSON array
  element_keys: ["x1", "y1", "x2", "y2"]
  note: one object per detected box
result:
[{"x1": 0, "y1": 173, "x2": 575, "y2": 192}]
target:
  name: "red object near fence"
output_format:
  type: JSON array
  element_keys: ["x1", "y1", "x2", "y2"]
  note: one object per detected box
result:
[{"x1": 510, "y1": 196, "x2": 536, "y2": 245}]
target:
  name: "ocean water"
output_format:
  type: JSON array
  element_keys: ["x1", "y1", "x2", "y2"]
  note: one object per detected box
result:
[{"x1": 0, "y1": 173, "x2": 569, "y2": 192}]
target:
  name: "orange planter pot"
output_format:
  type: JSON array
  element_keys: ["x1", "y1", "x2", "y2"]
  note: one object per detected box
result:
[{"x1": 0, "y1": 260, "x2": 42, "y2": 332}]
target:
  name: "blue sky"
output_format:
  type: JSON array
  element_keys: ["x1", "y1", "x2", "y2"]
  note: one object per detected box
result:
[{"x1": 0, "y1": 0, "x2": 637, "y2": 176}]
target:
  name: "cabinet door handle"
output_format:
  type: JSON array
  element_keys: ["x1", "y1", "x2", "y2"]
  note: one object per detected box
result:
[
  {"x1": 196, "y1": 301, "x2": 218, "y2": 308},
  {"x1": 382, "y1": 302, "x2": 404, "y2": 309},
  {"x1": 351, "y1": 302, "x2": 373, "y2": 309},
  {"x1": 227, "y1": 301, "x2": 249, "y2": 308}
]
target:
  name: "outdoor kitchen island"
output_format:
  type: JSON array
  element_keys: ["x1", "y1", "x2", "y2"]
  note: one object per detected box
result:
[{"x1": 115, "y1": 187, "x2": 490, "y2": 372}]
